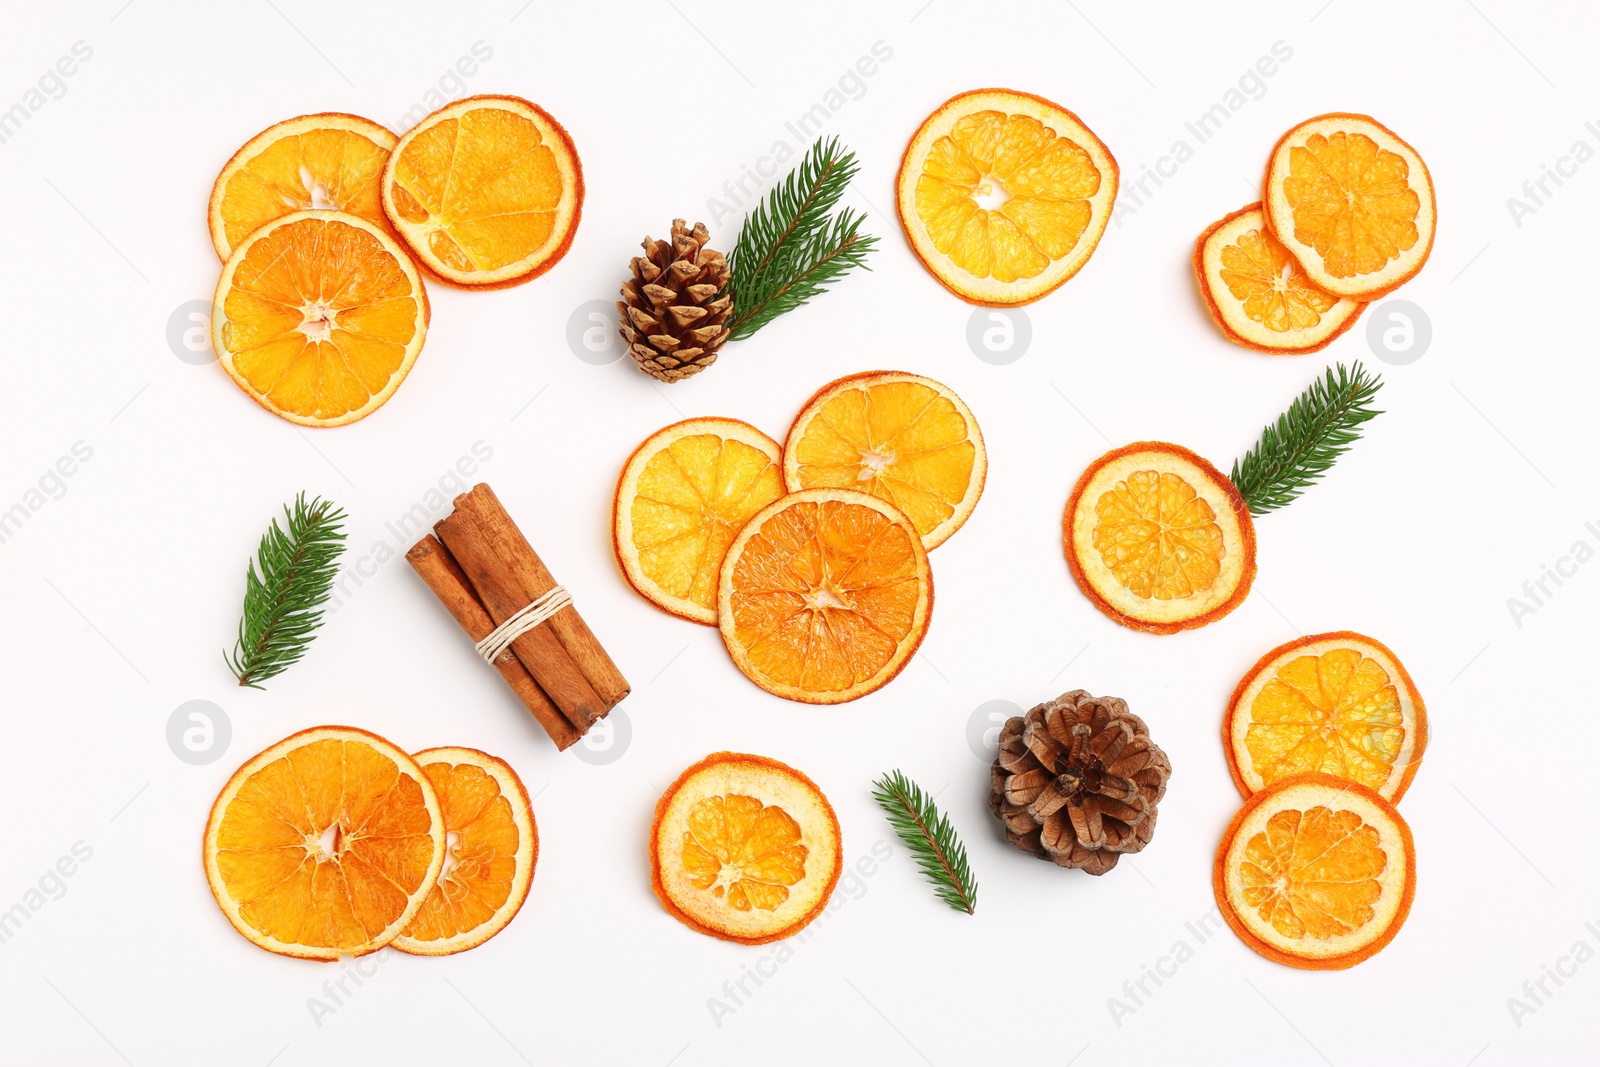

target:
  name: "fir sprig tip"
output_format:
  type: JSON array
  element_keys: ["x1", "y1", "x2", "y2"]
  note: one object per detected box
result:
[
  {"x1": 1231, "y1": 360, "x2": 1384, "y2": 516},
  {"x1": 724, "y1": 137, "x2": 877, "y2": 341},
  {"x1": 226, "y1": 493, "x2": 347, "y2": 689},
  {"x1": 870, "y1": 770, "x2": 978, "y2": 915}
]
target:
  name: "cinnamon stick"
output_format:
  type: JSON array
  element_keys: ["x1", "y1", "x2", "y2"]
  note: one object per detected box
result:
[
  {"x1": 405, "y1": 536, "x2": 580, "y2": 750},
  {"x1": 436, "y1": 509, "x2": 608, "y2": 733},
  {"x1": 455, "y1": 484, "x2": 632, "y2": 708}
]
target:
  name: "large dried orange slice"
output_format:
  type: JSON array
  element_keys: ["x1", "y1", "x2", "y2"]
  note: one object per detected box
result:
[
  {"x1": 212, "y1": 210, "x2": 430, "y2": 427},
  {"x1": 1064, "y1": 442, "x2": 1255, "y2": 634},
  {"x1": 651, "y1": 752, "x2": 841, "y2": 944},
  {"x1": 718, "y1": 489, "x2": 932, "y2": 704},
  {"x1": 208, "y1": 113, "x2": 397, "y2": 262},
  {"x1": 783, "y1": 371, "x2": 985, "y2": 550},
  {"x1": 203, "y1": 726, "x2": 445, "y2": 961},
  {"x1": 1214, "y1": 773, "x2": 1415, "y2": 969},
  {"x1": 1195, "y1": 204, "x2": 1364, "y2": 354},
  {"x1": 614, "y1": 418, "x2": 785, "y2": 624},
  {"x1": 897, "y1": 89, "x2": 1118, "y2": 306},
  {"x1": 1226, "y1": 632, "x2": 1426, "y2": 803},
  {"x1": 1264, "y1": 114, "x2": 1435, "y2": 299},
  {"x1": 393, "y1": 748, "x2": 537, "y2": 956},
  {"x1": 381, "y1": 95, "x2": 582, "y2": 290}
]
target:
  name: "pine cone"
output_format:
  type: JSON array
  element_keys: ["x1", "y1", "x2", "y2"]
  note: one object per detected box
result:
[
  {"x1": 617, "y1": 219, "x2": 732, "y2": 382},
  {"x1": 988, "y1": 690, "x2": 1171, "y2": 875}
]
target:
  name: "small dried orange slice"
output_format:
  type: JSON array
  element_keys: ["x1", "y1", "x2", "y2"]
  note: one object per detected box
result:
[
  {"x1": 203, "y1": 726, "x2": 445, "y2": 961},
  {"x1": 1064, "y1": 442, "x2": 1255, "y2": 634},
  {"x1": 1264, "y1": 114, "x2": 1435, "y2": 299},
  {"x1": 651, "y1": 752, "x2": 841, "y2": 944},
  {"x1": 897, "y1": 88, "x2": 1118, "y2": 306},
  {"x1": 614, "y1": 418, "x2": 785, "y2": 624},
  {"x1": 381, "y1": 94, "x2": 582, "y2": 290},
  {"x1": 209, "y1": 113, "x2": 397, "y2": 262},
  {"x1": 1195, "y1": 204, "x2": 1364, "y2": 354},
  {"x1": 212, "y1": 210, "x2": 430, "y2": 427},
  {"x1": 718, "y1": 489, "x2": 932, "y2": 704},
  {"x1": 1225, "y1": 632, "x2": 1427, "y2": 803},
  {"x1": 393, "y1": 748, "x2": 537, "y2": 956},
  {"x1": 783, "y1": 371, "x2": 986, "y2": 550},
  {"x1": 1214, "y1": 773, "x2": 1415, "y2": 969}
]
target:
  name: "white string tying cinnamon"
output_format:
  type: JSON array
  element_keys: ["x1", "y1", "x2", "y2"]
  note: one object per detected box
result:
[{"x1": 475, "y1": 586, "x2": 573, "y2": 663}]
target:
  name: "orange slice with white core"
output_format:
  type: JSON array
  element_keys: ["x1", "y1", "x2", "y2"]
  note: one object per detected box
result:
[
  {"x1": 614, "y1": 418, "x2": 785, "y2": 625},
  {"x1": 784, "y1": 372, "x2": 985, "y2": 550},
  {"x1": 203, "y1": 726, "x2": 445, "y2": 961},
  {"x1": 897, "y1": 88, "x2": 1118, "y2": 306},
  {"x1": 651, "y1": 752, "x2": 841, "y2": 944},
  {"x1": 1264, "y1": 114, "x2": 1435, "y2": 299},
  {"x1": 1064, "y1": 442, "x2": 1256, "y2": 634},
  {"x1": 1226, "y1": 632, "x2": 1427, "y2": 803},
  {"x1": 381, "y1": 94, "x2": 582, "y2": 290},
  {"x1": 393, "y1": 748, "x2": 536, "y2": 956},
  {"x1": 209, "y1": 113, "x2": 398, "y2": 262},
  {"x1": 1195, "y1": 204, "x2": 1364, "y2": 354},
  {"x1": 212, "y1": 210, "x2": 430, "y2": 427},
  {"x1": 1215, "y1": 773, "x2": 1415, "y2": 969},
  {"x1": 718, "y1": 488, "x2": 932, "y2": 704}
]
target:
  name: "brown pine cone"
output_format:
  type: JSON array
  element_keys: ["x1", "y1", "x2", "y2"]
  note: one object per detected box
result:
[
  {"x1": 617, "y1": 219, "x2": 732, "y2": 382},
  {"x1": 988, "y1": 690, "x2": 1171, "y2": 875}
]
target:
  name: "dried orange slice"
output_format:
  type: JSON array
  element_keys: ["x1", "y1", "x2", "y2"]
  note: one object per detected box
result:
[
  {"x1": 1063, "y1": 442, "x2": 1256, "y2": 634},
  {"x1": 897, "y1": 88, "x2": 1118, "y2": 305},
  {"x1": 613, "y1": 418, "x2": 785, "y2": 624},
  {"x1": 1264, "y1": 114, "x2": 1435, "y2": 299},
  {"x1": 208, "y1": 113, "x2": 397, "y2": 262},
  {"x1": 718, "y1": 489, "x2": 932, "y2": 704},
  {"x1": 1195, "y1": 204, "x2": 1364, "y2": 354},
  {"x1": 212, "y1": 210, "x2": 430, "y2": 427},
  {"x1": 651, "y1": 752, "x2": 841, "y2": 944},
  {"x1": 203, "y1": 726, "x2": 445, "y2": 961},
  {"x1": 1214, "y1": 773, "x2": 1415, "y2": 969},
  {"x1": 1226, "y1": 632, "x2": 1427, "y2": 803},
  {"x1": 393, "y1": 748, "x2": 536, "y2": 956},
  {"x1": 783, "y1": 371, "x2": 985, "y2": 550},
  {"x1": 381, "y1": 94, "x2": 582, "y2": 290}
]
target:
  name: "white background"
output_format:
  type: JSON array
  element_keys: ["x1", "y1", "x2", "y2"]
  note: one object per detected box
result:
[{"x1": 1, "y1": 1, "x2": 1597, "y2": 1064}]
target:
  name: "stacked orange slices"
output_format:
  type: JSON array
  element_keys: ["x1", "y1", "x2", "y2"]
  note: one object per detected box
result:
[
  {"x1": 1214, "y1": 632, "x2": 1427, "y2": 969},
  {"x1": 613, "y1": 371, "x2": 984, "y2": 704},
  {"x1": 204, "y1": 728, "x2": 537, "y2": 960},
  {"x1": 1194, "y1": 114, "x2": 1435, "y2": 354},
  {"x1": 897, "y1": 89, "x2": 1118, "y2": 306},
  {"x1": 207, "y1": 97, "x2": 582, "y2": 426}
]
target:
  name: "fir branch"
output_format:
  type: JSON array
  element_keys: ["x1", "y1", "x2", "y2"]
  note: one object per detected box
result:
[
  {"x1": 1231, "y1": 361, "x2": 1384, "y2": 516},
  {"x1": 870, "y1": 770, "x2": 977, "y2": 915},
  {"x1": 226, "y1": 493, "x2": 348, "y2": 689},
  {"x1": 724, "y1": 137, "x2": 877, "y2": 341}
]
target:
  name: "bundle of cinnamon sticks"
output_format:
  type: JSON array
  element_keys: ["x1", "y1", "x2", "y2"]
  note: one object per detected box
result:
[{"x1": 405, "y1": 484, "x2": 629, "y2": 750}]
